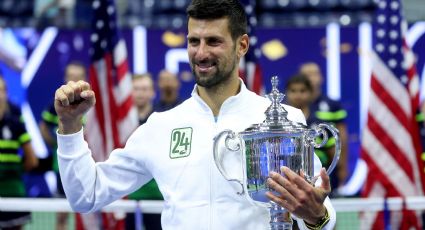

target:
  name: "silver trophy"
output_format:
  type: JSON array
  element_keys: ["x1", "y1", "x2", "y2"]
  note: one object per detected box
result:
[{"x1": 213, "y1": 76, "x2": 340, "y2": 229}]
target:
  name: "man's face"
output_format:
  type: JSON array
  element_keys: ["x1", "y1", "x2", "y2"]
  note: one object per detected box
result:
[
  {"x1": 65, "y1": 65, "x2": 86, "y2": 83},
  {"x1": 158, "y1": 71, "x2": 180, "y2": 97},
  {"x1": 187, "y1": 17, "x2": 239, "y2": 88},
  {"x1": 300, "y1": 64, "x2": 322, "y2": 91},
  {"x1": 286, "y1": 83, "x2": 312, "y2": 109},
  {"x1": 132, "y1": 77, "x2": 155, "y2": 107}
]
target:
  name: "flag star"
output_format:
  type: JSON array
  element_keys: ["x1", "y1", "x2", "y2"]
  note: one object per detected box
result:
[
  {"x1": 378, "y1": 1, "x2": 387, "y2": 9},
  {"x1": 101, "y1": 40, "x2": 107, "y2": 48},
  {"x1": 250, "y1": 36, "x2": 258, "y2": 45},
  {"x1": 389, "y1": 44, "x2": 398, "y2": 53},
  {"x1": 388, "y1": 59, "x2": 397, "y2": 68},
  {"x1": 96, "y1": 20, "x2": 104, "y2": 29},
  {"x1": 400, "y1": 75, "x2": 408, "y2": 84},
  {"x1": 390, "y1": 1, "x2": 399, "y2": 10},
  {"x1": 401, "y1": 60, "x2": 408, "y2": 69},
  {"x1": 92, "y1": 0, "x2": 100, "y2": 9},
  {"x1": 376, "y1": 43, "x2": 385, "y2": 52},
  {"x1": 254, "y1": 48, "x2": 261, "y2": 58},
  {"x1": 91, "y1": 33, "x2": 99, "y2": 42},
  {"x1": 107, "y1": 6, "x2": 115, "y2": 15},
  {"x1": 377, "y1": 29, "x2": 386, "y2": 38},
  {"x1": 389, "y1": 30, "x2": 398, "y2": 39},
  {"x1": 390, "y1": 15, "x2": 399, "y2": 24},
  {"x1": 250, "y1": 17, "x2": 257, "y2": 26},
  {"x1": 377, "y1": 15, "x2": 386, "y2": 24},
  {"x1": 245, "y1": 5, "x2": 253, "y2": 14}
]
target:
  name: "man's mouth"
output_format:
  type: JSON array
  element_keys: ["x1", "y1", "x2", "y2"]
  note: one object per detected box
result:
[{"x1": 196, "y1": 62, "x2": 216, "y2": 73}]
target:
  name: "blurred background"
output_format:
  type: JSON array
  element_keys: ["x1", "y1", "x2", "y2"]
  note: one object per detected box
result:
[{"x1": 0, "y1": 0, "x2": 425, "y2": 229}]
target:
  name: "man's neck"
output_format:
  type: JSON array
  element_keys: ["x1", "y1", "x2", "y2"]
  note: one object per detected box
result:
[
  {"x1": 161, "y1": 95, "x2": 178, "y2": 104},
  {"x1": 137, "y1": 103, "x2": 153, "y2": 120},
  {"x1": 312, "y1": 90, "x2": 321, "y2": 102},
  {"x1": 197, "y1": 76, "x2": 241, "y2": 116}
]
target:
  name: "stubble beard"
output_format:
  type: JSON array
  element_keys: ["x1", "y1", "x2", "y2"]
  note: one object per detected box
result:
[{"x1": 192, "y1": 59, "x2": 237, "y2": 89}]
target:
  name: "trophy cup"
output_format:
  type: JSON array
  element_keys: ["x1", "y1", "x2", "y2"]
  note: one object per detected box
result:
[{"x1": 213, "y1": 76, "x2": 340, "y2": 229}]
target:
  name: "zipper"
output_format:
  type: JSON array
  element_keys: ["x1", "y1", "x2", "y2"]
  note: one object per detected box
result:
[{"x1": 209, "y1": 112, "x2": 218, "y2": 230}]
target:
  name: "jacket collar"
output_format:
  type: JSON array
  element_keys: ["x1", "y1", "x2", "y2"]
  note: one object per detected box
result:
[{"x1": 190, "y1": 78, "x2": 252, "y2": 115}]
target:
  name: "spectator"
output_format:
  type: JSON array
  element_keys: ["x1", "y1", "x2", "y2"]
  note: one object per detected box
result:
[
  {"x1": 153, "y1": 70, "x2": 182, "y2": 112},
  {"x1": 0, "y1": 75, "x2": 38, "y2": 230},
  {"x1": 132, "y1": 73, "x2": 156, "y2": 125},
  {"x1": 284, "y1": 73, "x2": 313, "y2": 119},
  {"x1": 39, "y1": 61, "x2": 86, "y2": 230},
  {"x1": 126, "y1": 72, "x2": 163, "y2": 230},
  {"x1": 34, "y1": 0, "x2": 75, "y2": 27},
  {"x1": 299, "y1": 62, "x2": 349, "y2": 196}
]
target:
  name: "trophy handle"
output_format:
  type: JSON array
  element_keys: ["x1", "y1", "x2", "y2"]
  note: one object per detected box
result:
[
  {"x1": 213, "y1": 130, "x2": 245, "y2": 195},
  {"x1": 311, "y1": 123, "x2": 341, "y2": 176}
]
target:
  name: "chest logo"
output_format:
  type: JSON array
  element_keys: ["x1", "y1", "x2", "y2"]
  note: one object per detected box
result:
[{"x1": 169, "y1": 127, "x2": 193, "y2": 159}]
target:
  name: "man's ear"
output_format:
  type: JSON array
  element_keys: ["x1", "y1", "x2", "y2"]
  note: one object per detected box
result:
[{"x1": 237, "y1": 34, "x2": 249, "y2": 59}]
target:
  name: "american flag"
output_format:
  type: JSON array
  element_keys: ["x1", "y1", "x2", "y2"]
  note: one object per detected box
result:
[
  {"x1": 361, "y1": 0, "x2": 425, "y2": 228},
  {"x1": 240, "y1": 0, "x2": 264, "y2": 95},
  {"x1": 85, "y1": 0, "x2": 138, "y2": 162}
]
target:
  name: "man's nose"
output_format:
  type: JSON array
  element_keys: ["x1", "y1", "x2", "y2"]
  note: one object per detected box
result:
[{"x1": 195, "y1": 41, "x2": 209, "y2": 59}]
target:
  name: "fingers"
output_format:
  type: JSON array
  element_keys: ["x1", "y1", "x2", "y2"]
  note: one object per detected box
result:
[
  {"x1": 55, "y1": 81, "x2": 93, "y2": 107},
  {"x1": 281, "y1": 166, "x2": 310, "y2": 191},
  {"x1": 319, "y1": 167, "x2": 331, "y2": 194},
  {"x1": 267, "y1": 172, "x2": 297, "y2": 205}
]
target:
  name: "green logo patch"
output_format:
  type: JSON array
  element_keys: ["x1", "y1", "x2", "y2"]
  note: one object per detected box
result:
[{"x1": 170, "y1": 127, "x2": 192, "y2": 159}]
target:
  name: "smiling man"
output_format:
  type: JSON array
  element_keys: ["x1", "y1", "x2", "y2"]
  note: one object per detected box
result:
[{"x1": 54, "y1": 0, "x2": 336, "y2": 229}]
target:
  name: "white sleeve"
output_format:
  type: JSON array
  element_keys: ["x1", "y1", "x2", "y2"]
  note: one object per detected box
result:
[
  {"x1": 284, "y1": 105, "x2": 307, "y2": 126},
  {"x1": 293, "y1": 154, "x2": 337, "y2": 229},
  {"x1": 57, "y1": 128, "x2": 152, "y2": 213}
]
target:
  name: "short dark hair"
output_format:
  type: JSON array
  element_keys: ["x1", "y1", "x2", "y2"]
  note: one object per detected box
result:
[
  {"x1": 285, "y1": 74, "x2": 313, "y2": 92},
  {"x1": 186, "y1": 0, "x2": 247, "y2": 41}
]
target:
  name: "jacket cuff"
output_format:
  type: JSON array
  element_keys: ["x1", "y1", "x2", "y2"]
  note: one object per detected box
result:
[{"x1": 57, "y1": 128, "x2": 87, "y2": 159}]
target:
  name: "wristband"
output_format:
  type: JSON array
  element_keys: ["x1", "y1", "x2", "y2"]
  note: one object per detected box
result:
[{"x1": 304, "y1": 207, "x2": 330, "y2": 230}]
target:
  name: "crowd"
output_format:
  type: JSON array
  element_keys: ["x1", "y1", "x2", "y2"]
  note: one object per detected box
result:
[{"x1": 0, "y1": 58, "x2": 351, "y2": 230}]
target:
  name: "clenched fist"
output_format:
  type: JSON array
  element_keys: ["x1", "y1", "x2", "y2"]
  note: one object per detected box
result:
[{"x1": 54, "y1": 80, "x2": 96, "y2": 134}]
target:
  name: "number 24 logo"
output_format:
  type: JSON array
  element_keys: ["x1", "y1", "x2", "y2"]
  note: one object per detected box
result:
[{"x1": 170, "y1": 127, "x2": 192, "y2": 158}]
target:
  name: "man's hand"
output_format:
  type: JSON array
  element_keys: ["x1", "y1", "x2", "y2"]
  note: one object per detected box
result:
[
  {"x1": 54, "y1": 80, "x2": 96, "y2": 134},
  {"x1": 266, "y1": 166, "x2": 331, "y2": 225}
]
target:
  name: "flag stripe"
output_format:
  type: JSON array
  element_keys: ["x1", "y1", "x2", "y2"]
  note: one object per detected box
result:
[
  {"x1": 113, "y1": 40, "x2": 127, "y2": 66},
  {"x1": 363, "y1": 127, "x2": 417, "y2": 196},
  {"x1": 116, "y1": 56, "x2": 129, "y2": 82},
  {"x1": 366, "y1": 115, "x2": 414, "y2": 181},
  {"x1": 104, "y1": 53, "x2": 120, "y2": 149},
  {"x1": 370, "y1": 74, "x2": 410, "y2": 131},
  {"x1": 371, "y1": 52, "x2": 411, "y2": 116},
  {"x1": 368, "y1": 89, "x2": 416, "y2": 166}
]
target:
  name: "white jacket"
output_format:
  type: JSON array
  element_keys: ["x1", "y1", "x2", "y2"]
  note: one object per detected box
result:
[{"x1": 57, "y1": 81, "x2": 336, "y2": 230}]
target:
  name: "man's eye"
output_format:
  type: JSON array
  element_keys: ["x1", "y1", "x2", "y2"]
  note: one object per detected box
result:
[
  {"x1": 188, "y1": 39, "x2": 199, "y2": 45},
  {"x1": 208, "y1": 39, "x2": 221, "y2": 45}
]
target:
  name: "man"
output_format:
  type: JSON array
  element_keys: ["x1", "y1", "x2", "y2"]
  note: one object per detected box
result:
[
  {"x1": 299, "y1": 62, "x2": 349, "y2": 196},
  {"x1": 284, "y1": 73, "x2": 314, "y2": 119},
  {"x1": 39, "y1": 61, "x2": 87, "y2": 230},
  {"x1": 127, "y1": 73, "x2": 163, "y2": 230},
  {"x1": 132, "y1": 73, "x2": 156, "y2": 125},
  {"x1": 0, "y1": 76, "x2": 38, "y2": 230},
  {"x1": 153, "y1": 69, "x2": 182, "y2": 112},
  {"x1": 54, "y1": 1, "x2": 336, "y2": 229}
]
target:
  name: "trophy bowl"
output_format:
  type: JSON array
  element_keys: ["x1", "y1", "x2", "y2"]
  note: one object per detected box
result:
[{"x1": 213, "y1": 76, "x2": 340, "y2": 229}]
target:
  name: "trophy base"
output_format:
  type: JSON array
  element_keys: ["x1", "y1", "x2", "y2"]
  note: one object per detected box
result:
[
  {"x1": 270, "y1": 202, "x2": 292, "y2": 230},
  {"x1": 270, "y1": 223, "x2": 292, "y2": 230}
]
